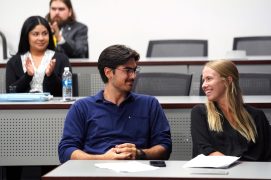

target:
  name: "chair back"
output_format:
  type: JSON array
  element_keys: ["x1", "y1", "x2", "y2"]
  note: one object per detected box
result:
[
  {"x1": 233, "y1": 36, "x2": 271, "y2": 56},
  {"x1": 146, "y1": 39, "x2": 208, "y2": 57},
  {"x1": 133, "y1": 72, "x2": 192, "y2": 96},
  {"x1": 199, "y1": 75, "x2": 205, "y2": 96},
  {"x1": 239, "y1": 73, "x2": 271, "y2": 95},
  {"x1": 72, "y1": 73, "x2": 79, "y2": 96}
]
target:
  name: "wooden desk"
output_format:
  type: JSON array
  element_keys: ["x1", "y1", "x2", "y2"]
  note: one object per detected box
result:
[
  {"x1": 0, "y1": 96, "x2": 271, "y2": 166},
  {"x1": 42, "y1": 160, "x2": 271, "y2": 180}
]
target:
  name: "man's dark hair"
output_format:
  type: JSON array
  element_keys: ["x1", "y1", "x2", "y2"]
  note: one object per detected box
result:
[
  {"x1": 98, "y1": 45, "x2": 140, "y2": 83},
  {"x1": 18, "y1": 16, "x2": 55, "y2": 55},
  {"x1": 46, "y1": 0, "x2": 76, "y2": 23}
]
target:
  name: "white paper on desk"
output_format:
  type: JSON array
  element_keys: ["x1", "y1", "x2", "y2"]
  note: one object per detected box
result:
[
  {"x1": 183, "y1": 154, "x2": 240, "y2": 168},
  {"x1": 95, "y1": 161, "x2": 159, "y2": 173}
]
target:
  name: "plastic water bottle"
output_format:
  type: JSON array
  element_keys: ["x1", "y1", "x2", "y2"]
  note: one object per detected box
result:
[{"x1": 62, "y1": 67, "x2": 72, "y2": 101}]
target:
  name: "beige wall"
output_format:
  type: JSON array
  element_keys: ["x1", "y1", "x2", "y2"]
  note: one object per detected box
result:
[{"x1": 1, "y1": 0, "x2": 271, "y2": 60}]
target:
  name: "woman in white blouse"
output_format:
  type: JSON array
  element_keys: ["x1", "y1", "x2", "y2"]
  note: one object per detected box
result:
[{"x1": 6, "y1": 15, "x2": 71, "y2": 96}]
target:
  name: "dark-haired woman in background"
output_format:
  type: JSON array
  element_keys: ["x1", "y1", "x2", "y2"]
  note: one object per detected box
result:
[
  {"x1": 6, "y1": 15, "x2": 71, "y2": 96},
  {"x1": 191, "y1": 60, "x2": 271, "y2": 161},
  {"x1": 5, "y1": 15, "x2": 71, "y2": 180}
]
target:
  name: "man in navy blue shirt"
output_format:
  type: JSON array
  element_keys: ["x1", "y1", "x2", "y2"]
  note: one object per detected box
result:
[{"x1": 58, "y1": 45, "x2": 172, "y2": 163}]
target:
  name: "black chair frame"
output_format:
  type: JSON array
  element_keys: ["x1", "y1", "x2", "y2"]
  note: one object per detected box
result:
[{"x1": 146, "y1": 39, "x2": 208, "y2": 57}]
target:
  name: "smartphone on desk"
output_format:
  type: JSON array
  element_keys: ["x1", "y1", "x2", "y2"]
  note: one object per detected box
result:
[
  {"x1": 62, "y1": 98, "x2": 76, "y2": 102},
  {"x1": 150, "y1": 160, "x2": 166, "y2": 167}
]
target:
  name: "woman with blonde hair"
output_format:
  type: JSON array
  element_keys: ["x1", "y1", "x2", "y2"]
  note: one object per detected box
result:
[{"x1": 191, "y1": 60, "x2": 271, "y2": 161}]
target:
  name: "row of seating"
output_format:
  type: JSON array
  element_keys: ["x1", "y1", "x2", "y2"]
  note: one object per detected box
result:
[
  {"x1": 132, "y1": 72, "x2": 271, "y2": 96},
  {"x1": 146, "y1": 36, "x2": 271, "y2": 57},
  {"x1": 5, "y1": 70, "x2": 269, "y2": 97}
]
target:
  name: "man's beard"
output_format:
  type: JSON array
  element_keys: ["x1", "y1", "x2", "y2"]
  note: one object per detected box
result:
[{"x1": 52, "y1": 17, "x2": 70, "y2": 28}]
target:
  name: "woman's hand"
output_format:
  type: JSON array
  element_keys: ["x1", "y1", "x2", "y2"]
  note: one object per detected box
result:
[
  {"x1": 25, "y1": 57, "x2": 34, "y2": 76},
  {"x1": 209, "y1": 151, "x2": 225, "y2": 156},
  {"x1": 45, "y1": 59, "x2": 56, "y2": 77}
]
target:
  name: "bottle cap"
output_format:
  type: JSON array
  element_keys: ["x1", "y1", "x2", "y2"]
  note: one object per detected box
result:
[{"x1": 64, "y1": 67, "x2": 69, "y2": 71}]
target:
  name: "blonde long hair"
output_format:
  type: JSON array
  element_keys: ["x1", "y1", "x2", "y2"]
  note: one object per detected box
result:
[{"x1": 205, "y1": 60, "x2": 257, "y2": 142}]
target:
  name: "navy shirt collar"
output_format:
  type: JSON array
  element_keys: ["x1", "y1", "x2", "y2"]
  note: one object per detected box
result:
[{"x1": 94, "y1": 90, "x2": 135, "y2": 104}]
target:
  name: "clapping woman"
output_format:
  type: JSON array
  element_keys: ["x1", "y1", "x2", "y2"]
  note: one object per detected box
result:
[{"x1": 6, "y1": 15, "x2": 71, "y2": 96}]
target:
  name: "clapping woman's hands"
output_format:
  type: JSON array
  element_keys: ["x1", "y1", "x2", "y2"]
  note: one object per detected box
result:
[
  {"x1": 25, "y1": 57, "x2": 35, "y2": 76},
  {"x1": 45, "y1": 58, "x2": 56, "y2": 77}
]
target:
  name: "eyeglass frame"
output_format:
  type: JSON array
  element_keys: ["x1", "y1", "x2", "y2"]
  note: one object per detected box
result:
[{"x1": 113, "y1": 66, "x2": 141, "y2": 75}]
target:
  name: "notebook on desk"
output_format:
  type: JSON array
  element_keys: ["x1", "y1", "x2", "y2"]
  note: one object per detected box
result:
[
  {"x1": 0, "y1": 93, "x2": 53, "y2": 102},
  {"x1": 183, "y1": 154, "x2": 240, "y2": 169}
]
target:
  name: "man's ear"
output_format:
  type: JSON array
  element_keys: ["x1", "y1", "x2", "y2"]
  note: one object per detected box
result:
[{"x1": 104, "y1": 67, "x2": 113, "y2": 80}]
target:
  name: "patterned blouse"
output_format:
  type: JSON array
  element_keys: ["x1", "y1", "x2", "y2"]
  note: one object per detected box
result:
[{"x1": 21, "y1": 50, "x2": 55, "y2": 93}]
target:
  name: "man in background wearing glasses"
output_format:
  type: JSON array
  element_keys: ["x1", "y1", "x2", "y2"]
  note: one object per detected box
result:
[{"x1": 58, "y1": 44, "x2": 172, "y2": 163}]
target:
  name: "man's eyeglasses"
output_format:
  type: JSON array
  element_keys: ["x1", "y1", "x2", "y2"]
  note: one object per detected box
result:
[{"x1": 114, "y1": 66, "x2": 141, "y2": 75}]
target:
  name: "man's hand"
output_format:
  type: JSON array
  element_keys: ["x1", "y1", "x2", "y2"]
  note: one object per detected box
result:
[
  {"x1": 114, "y1": 143, "x2": 137, "y2": 160},
  {"x1": 71, "y1": 147, "x2": 133, "y2": 161},
  {"x1": 103, "y1": 147, "x2": 133, "y2": 160},
  {"x1": 50, "y1": 22, "x2": 62, "y2": 42}
]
